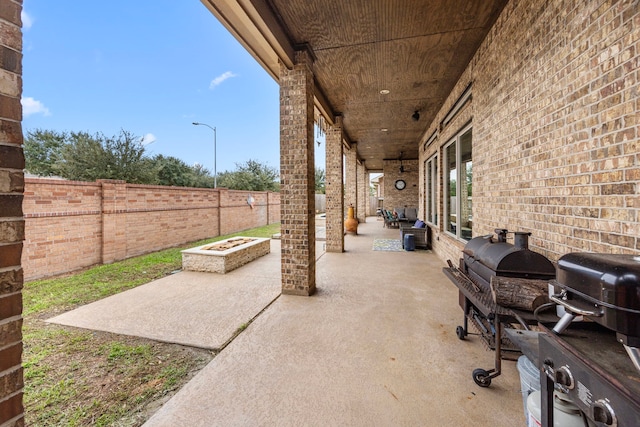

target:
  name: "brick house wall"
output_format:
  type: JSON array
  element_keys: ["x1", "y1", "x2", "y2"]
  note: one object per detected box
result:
[
  {"x1": 0, "y1": 0, "x2": 24, "y2": 424},
  {"x1": 383, "y1": 159, "x2": 419, "y2": 213},
  {"x1": 22, "y1": 178, "x2": 280, "y2": 281},
  {"x1": 420, "y1": 0, "x2": 639, "y2": 263}
]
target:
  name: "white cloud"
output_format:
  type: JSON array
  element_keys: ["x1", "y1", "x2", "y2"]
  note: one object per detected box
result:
[
  {"x1": 21, "y1": 10, "x2": 33, "y2": 30},
  {"x1": 21, "y1": 97, "x2": 50, "y2": 117},
  {"x1": 209, "y1": 71, "x2": 237, "y2": 89},
  {"x1": 141, "y1": 133, "x2": 157, "y2": 145}
]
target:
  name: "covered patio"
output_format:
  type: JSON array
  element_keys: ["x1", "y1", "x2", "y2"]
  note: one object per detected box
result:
[
  {"x1": 1, "y1": 0, "x2": 637, "y2": 424},
  {"x1": 132, "y1": 218, "x2": 523, "y2": 426},
  {"x1": 198, "y1": 0, "x2": 511, "y2": 295}
]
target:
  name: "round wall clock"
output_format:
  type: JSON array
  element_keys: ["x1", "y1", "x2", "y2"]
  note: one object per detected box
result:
[{"x1": 395, "y1": 179, "x2": 406, "y2": 190}]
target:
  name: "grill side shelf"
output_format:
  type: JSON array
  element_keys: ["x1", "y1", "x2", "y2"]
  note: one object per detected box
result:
[{"x1": 442, "y1": 264, "x2": 512, "y2": 317}]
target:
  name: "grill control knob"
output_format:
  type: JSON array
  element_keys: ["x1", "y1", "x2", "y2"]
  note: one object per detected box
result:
[
  {"x1": 555, "y1": 365, "x2": 574, "y2": 389},
  {"x1": 593, "y1": 399, "x2": 617, "y2": 426}
]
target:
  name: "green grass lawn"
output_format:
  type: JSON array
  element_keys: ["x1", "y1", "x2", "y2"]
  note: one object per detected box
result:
[{"x1": 23, "y1": 223, "x2": 280, "y2": 427}]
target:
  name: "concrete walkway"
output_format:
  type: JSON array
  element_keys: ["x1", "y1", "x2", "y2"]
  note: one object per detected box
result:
[
  {"x1": 48, "y1": 240, "x2": 325, "y2": 350},
  {"x1": 53, "y1": 217, "x2": 526, "y2": 426}
]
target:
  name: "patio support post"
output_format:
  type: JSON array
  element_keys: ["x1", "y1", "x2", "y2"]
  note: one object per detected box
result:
[
  {"x1": 357, "y1": 161, "x2": 367, "y2": 223},
  {"x1": 325, "y1": 115, "x2": 344, "y2": 252},
  {"x1": 365, "y1": 170, "x2": 371, "y2": 217},
  {"x1": 279, "y1": 50, "x2": 316, "y2": 296},
  {"x1": 345, "y1": 143, "x2": 358, "y2": 220},
  {"x1": 0, "y1": 0, "x2": 25, "y2": 423}
]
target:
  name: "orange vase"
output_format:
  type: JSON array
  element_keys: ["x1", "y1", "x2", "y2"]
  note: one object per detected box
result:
[{"x1": 345, "y1": 204, "x2": 358, "y2": 235}]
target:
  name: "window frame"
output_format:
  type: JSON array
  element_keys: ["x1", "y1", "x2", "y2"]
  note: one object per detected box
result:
[
  {"x1": 443, "y1": 123, "x2": 472, "y2": 241},
  {"x1": 424, "y1": 154, "x2": 438, "y2": 226}
]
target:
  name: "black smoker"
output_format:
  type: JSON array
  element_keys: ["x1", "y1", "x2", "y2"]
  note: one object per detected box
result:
[
  {"x1": 446, "y1": 229, "x2": 556, "y2": 387},
  {"x1": 462, "y1": 229, "x2": 556, "y2": 287}
]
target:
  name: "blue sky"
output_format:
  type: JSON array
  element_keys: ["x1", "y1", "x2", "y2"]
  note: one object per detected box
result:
[{"x1": 21, "y1": 1, "x2": 326, "y2": 175}]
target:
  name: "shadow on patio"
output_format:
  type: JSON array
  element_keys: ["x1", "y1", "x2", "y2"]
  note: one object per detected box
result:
[{"x1": 51, "y1": 217, "x2": 524, "y2": 426}]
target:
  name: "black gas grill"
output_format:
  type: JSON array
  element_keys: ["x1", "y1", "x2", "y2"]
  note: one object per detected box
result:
[
  {"x1": 443, "y1": 229, "x2": 556, "y2": 387},
  {"x1": 550, "y1": 252, "x2": 640, "y2": 373}
]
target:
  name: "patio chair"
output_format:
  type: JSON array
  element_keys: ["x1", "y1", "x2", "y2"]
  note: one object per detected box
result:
[
  {"x1": 404, "y1": 208, "x2": 418, "y2": 222},
  {"x1": 383, "y1": 210, "x2": 399, "y2": 228},
  {"x1": 400, "y1": 220, "x2": 430, "y2": 249},
  {"x1": 382, "y1": 210, "x2": 392, "y2": 227},
  {"x1": 394, "y1": 207, "x2": 413, "y2": 227}
]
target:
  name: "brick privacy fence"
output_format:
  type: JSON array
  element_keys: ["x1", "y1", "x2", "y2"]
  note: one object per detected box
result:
[{"x1": 22, "y1": 178, "x2": 280, "y2": 281}]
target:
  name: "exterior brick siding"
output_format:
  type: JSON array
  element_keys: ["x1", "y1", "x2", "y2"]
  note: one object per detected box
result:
[
  {"x1": 383, "y1": 159, "x2": 419, "y2": 214},
  {"x1": 22, "y1": 178, "x2": 280, "y2": 281},
  {"x1": 0, "y1": 0, "x2": 24, "y2": 424},
  {"x1": 420, "y1": 0, "x2": 640, "y2": 263}
]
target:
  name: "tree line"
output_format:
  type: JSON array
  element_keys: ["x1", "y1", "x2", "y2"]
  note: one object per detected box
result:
[
  {"x1": 24, "y1": 129, "x2": 328, "y2": 192},
  {"x1": 23, "y1": 129, "x2": 283, "y2": 191}
]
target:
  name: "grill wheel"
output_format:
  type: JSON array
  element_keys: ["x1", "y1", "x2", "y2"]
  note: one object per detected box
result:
[{"x1": 472, "y1": 368, "x2": 492, "y2": 387}]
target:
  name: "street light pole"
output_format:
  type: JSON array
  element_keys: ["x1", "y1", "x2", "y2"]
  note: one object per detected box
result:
[{"x1": 192, "y1": 122, "x2": 217, "y2": 188}]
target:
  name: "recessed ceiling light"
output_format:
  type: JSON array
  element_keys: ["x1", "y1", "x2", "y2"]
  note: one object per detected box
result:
[
  {"x1": 381, "y1": 128, "x2": 388, "y2": 132},
  {"x1": 379, "y1": 89, "x2": 390, "y2": 95}
]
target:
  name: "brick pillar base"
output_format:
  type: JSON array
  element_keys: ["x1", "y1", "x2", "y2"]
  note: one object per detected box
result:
[
  {"x1": 325, "y1": 116, "x2": 344, "y2": 252},
  {"x1": 279, "y1": 50, "x2": 316, "y2": 295}
]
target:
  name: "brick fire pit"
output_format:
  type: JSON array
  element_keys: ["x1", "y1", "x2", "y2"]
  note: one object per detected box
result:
[{"x1": 181, "y1": 236, "x2": 271, "y2": 274}]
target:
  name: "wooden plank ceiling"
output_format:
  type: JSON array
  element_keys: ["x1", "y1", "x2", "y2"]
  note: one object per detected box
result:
[{"x1": 203, "y1": 0, "x2": 508, "y2": 171}]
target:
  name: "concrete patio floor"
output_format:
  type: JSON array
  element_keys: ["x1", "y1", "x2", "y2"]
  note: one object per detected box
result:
[
  {"x1": 48, "y1": 240, "x2": 324, "y2": 350},
  {"x1": 52, "y1": 217, "x2": 526, "y2": 426}
]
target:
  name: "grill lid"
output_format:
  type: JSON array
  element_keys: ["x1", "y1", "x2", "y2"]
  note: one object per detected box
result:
[
  {"x1": 556, "y1": 253, "x2": 640, "y2": 311},
  {"x1": 463, "y1": 230, "x2": 555, "y2": 279}
]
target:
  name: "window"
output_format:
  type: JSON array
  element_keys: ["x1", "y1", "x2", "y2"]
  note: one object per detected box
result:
[
  {"x1": 425, "y1": 155, "x2": 438, "y2": 225},
  {"x1": 444, "y1": 125, "x2": 472, "y2": 241}
]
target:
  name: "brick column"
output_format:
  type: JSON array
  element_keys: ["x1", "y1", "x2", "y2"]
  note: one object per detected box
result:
[
  {"x1": 356, "y1": 161, "x2": 367, "y2": 223},
  {"x1": 325, "y1": 116, "x2": 344, "y2": 252},
  {"x1": 344, "y1": 143, "x2": 357, "y2": 218},
  {"x1": 0, "y1": 0, "x2": 25, "y2": 424},
  {"x1": 100, "y1": 180, "x2": 128, "y2": 264},
  {"x1": 279, "y1": 50, "x2": 316, "y2": 295},
  {"x1": 364, "y1": 166, "x2": 371, "y2": 217}
]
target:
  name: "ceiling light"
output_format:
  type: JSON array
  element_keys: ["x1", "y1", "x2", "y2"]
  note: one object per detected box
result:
[
  {"x1": 412, "y1": 110, "x2": 420, "y2": 121},
  {"x1": 379, "y1": 89, "x2": 390, "y2": 95},
  {"x1": 381, "y1": 128, "x2": 388, "y2": 132}
]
